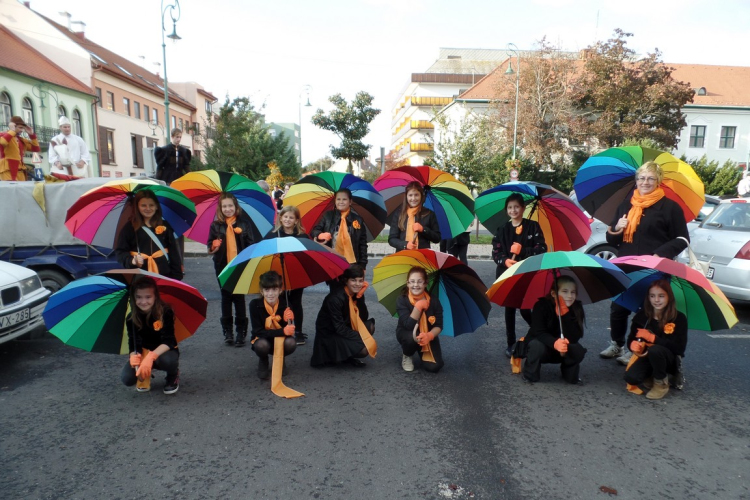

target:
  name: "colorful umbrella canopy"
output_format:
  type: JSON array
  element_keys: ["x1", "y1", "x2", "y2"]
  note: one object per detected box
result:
[
  {"x1": 65, "y1": 178, "x2": 197, "y2": 249},
  {"x1": 373, "y1": 166, "x2": 474, "y2": 239},
  {"x1": 487, "y1": 251, "x2": 630, "y2": 310},
  {"x1": 475, "y1": 181, "x2": 591, "y2": 251},
  {"x1": 372, "y1": 249, "x2": 490, "y2": 337},
  {"x1": 282, "y1": 171, "x2": 387, "y2": 241},
  {"x1": 219, "y1": 237, "x2": 351, "y2": 294},
  {"x1": 574, "y1": 146, "x2": 705, "y2": 226},
  {"x1": 611, "y1": 255, "x2": 738, "y2": 331},
  {"x1": 171, "y1": 170, "x2": 276, "y2": 243},
  {"x1": 42, "y1": 269, "x2": 207, "y2": 354}
]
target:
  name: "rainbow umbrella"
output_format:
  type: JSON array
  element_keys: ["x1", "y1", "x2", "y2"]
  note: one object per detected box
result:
[
  {"x1": 611, "y1": 255, "x2": 737, "y2": 331},
  {"x1": 219, "y1": 237, "x2": 350, "y2": 294},
  {"x1": 171, "y1": 170, "x2": 276, "y2": 243},
  {"x1": 65, "y1": 178, "x2": 196, "y2": 249},
  {"x1": 282, "y1": 171, "x2": 387, "y2": 241},
  {"x1": 574, "y1": 146, "x2": 705, "y2": 226},
  {"x1": 488, "y1": 251, "x2": 630, "y2": 310},
  {"x1": 475, "y1": 181, "x2": 591, "y2": 251},
  {"x1": 373, "y1": 166, "x2": 474, "y2": 239},
  {"x1": 372, "y1": 249, "x2": 490, "y2": 337},
  {"x1": 42, "y1": 269, "x2": 207, "y2": 355}
]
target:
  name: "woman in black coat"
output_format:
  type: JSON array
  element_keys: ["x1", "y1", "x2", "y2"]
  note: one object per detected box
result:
[
  {"x1": 310, "y1": 188, "x2": 368, "y2": 269},
  {"x1": 311, "y1": 265, "x2": 376, "y2": 368},
  {"x1": 601, "y1": 161, "x2": 690, "y2": 365},
  {"x1": 388, "y1": 181, "x2": 441, "y2": 251}
]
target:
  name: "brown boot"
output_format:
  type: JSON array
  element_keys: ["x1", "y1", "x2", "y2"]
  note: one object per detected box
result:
[
  {"x1": 646, "y1": 377, "x2": 669, "y2": 400},
  {"x1": 642, "y1": 377, "x2": 654, "y2": 390}
]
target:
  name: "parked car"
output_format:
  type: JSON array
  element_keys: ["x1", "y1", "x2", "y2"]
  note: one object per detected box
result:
[
  {"x1": 687, "y1": 194, "x2": 720, "y2": 231},
  {"x1": 678, "y1": 198, "x2": 750, "y2": 302},
  {"x1": 0, "y1": 260, "x2": 51, "y2": 344}
]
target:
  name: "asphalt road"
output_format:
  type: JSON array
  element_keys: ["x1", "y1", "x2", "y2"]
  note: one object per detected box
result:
[{"x1": 2, "y1": 258, "x2": 749, "y2": 500}]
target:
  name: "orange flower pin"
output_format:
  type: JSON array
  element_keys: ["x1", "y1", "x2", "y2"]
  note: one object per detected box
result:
[
  {"x1": 664, "y1": 323, "x2": 675, "y2": 334},
  {"x1": 234, "y1": 227, "x2": 242, "y2": 234},
  {"x1": 515, "y1": 225, "x2": 523, "y2": 235},
  {"x1": 155, "y1": 225, "x2": 166, "y2": 235},
  {"x1": 352, "y1": 220, "x2": 361, "y2": 229},
  {"x1": 428, "y1": 316, "x2": 436, "y2": 325},
  {"x1": 153, "y1": 320, "x2": 163, "y2": 331}
]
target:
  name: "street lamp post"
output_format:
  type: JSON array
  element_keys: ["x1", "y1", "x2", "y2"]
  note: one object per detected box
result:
[
  {"x1": 298, "y1": 84, "x2": 312, "y2": 167},
  {"x1": 505, "y1": 43, "x2": 520, "y2": 160},
  {"x1": 160, "y1": 0, "x2": 181, "y2": 138}
]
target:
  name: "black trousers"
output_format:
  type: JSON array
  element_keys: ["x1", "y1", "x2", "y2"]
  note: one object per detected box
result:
[
  {"x1": 396, "y1": 328, "x2": 444, "y2": 373},
  {"x1": 610, "y1": 302, "x2": 632, "y2": 345},
  {"x1": 218, "y1": 279, "x2": 247, "y2": 318},
  {"x1": 505, "y1": 308, "x2": 532, "y2": 347},
  {"x1": 523, "y1": 339, "x2": 586, "y2": 383},
  {"x1": 623, "y1": 344, "x2": 676, "y2": 383},
  {"x1": 121, "y1": 350, "x2": 179, "y2": 385}
]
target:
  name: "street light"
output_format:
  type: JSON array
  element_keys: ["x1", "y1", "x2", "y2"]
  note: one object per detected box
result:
[
  {"x1": 160, "y1": 0, "x2": 181, "y2": 138},
  {"x1": 298, "y1": 84, "x2": 312, "y2": 167},
  {"x1": 505, "y1": 43, "x2": 520, "y2": 160}
]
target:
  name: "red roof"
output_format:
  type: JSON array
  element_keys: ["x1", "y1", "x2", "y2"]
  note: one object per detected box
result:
[{"x1": 0, "y1": 25, "x2": 93, "y2": 95}]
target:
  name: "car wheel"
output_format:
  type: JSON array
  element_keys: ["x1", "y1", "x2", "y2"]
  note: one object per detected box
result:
[
  {"x1": 36, "y1": 269, "x2": 71, "y2": 293},
  {"x1": 588, "y1": 245, "x2": 618, "y2": 261}
]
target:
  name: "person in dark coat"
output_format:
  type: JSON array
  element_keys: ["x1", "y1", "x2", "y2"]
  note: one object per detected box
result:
[
  {"x1": 264, "y1": 205, "x2": 310, "y2": 345},
  {"x1": 207, "y1": 193, "x2": 254, "y2": 346},
  {"x1": 491, "y1": 193, "x2": 547, "y2": 358},
  {"x1": 115, "y1": 190, "x2": 183, "y2": 280},
  {"x1": 440, "y1": 231, "x2": 471, "y2": 264},
  {"x1": 601, "y1": 161, "x2": 689, "y2": 365},
  {"x1": 522, "y1": 276, "x2": 586, "y2": 384},
  {"x1": 311, "y1": 264, "x2": 376, "y2": 368},
  {"x1": 623, "y1": 279, "x2": 688, "y2": 400},
  {"x1": 311, "y1": 188, "x2": 368, "y2": 269},
  {"x1": 388, "y1": 181, "x2": 441, "y2": 251},
  {"x1": 248, "y1": 271, "x2": 297, "y2": 380},
  {"x1": 396, "y1": 266, "x2": 444, "y2": 373},
  {"x1": 154, "y1": 128, "x2": 191, "y2": 185},
  {"x1": 121, "y1": 277, "x2": 180, "y2": 395}
]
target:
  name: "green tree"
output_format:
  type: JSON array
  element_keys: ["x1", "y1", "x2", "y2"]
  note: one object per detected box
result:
[
  {"x1": 303, "y1": 156, "x2": 334, "y2": 173},
  {"x1": 681, "y1": 154, "x2": 742, "y2": 196},
  {"x1": 312, "y1": 92, "x2": 381, "y2": 173},
  {"x1": 573, "y1": 29, "x2": 695, "y2": 150}
]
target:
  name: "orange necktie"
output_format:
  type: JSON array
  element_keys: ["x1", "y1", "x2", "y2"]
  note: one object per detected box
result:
[
  {"x1": 334, "y1": 209, "x2": 356, "y2": 264},
  {"x1": 225, "y1": 216, "x2": 238, "y2": 263},
  {"x1": 405, "y1": 206, "x2": 420, "y2": 247}
]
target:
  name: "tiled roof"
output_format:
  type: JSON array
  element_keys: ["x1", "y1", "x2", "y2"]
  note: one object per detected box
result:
[
  {"x1": 197, "y1": 88, "x2": 218, "y2": 102},
  {"x1": 668, "y1": 64, "x2": 750, "y2": 107},
  {"x1": 40, "y1": 15, "x2": 195, "y2": 111},
  {"x1": 0, "y1": 25, "x2": 93, "y2": 95}
]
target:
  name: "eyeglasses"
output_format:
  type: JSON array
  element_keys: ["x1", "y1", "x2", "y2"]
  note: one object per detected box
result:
[
  {"x1": 407, "y1": 280, "x2": 425, "y2": 285},
  {"x1": 636, "y1": 176, "x2": 657, "y2": 183}
]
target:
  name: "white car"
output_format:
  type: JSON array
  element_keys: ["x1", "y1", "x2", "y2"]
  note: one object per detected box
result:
[{"x1": 0, "y1": 261, "x2": 51, "y2": 344}]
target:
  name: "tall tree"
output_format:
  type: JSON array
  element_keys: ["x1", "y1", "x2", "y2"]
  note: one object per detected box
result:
[
  {"x1": 312, "y1": 92, "x2": 381, "y2": 173},
  {"x1": 303, "y1": 156, "x2": 334, "y2": 173},
  {"x1": 573, "y1": 29, "x2": 695, "y2": 150}
]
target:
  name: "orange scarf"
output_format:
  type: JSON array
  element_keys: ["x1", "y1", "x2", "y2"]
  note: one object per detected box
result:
[
  {"x1": 264, "y1": 300, "x2": 304, "y2": 399},
  {"x1": 334, "y1": 209, "x2": 356, "y2": 264},
  {"x1": 130, "y1": 250, "x2": 166, "y2": 274},
  {"x1": 345, "y1": 288, "x2": 377, "y2": 357},
  {"x1": 623, "y1": 187, "x2": 665, "y2": 243},
  {"x1": 408, "y1": 290, "x2": 436, "y2": 363},
  {"x1": 405, "y1": 206, "x2": 420, "y2": 247},
  {"x1": 225, "y1": 216, "x2": 238, "y2": 263}
]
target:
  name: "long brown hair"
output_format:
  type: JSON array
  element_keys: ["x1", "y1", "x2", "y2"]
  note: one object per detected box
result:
[
  {"x1": 547, "y1": 275, "x2": 585, "y2": 331},
  {"x1": 129, "y1": 277, "x2": 167, "y2": 330},
  {"x1": 397, "y1": 181, "x2": 426, "y2": 231},
  {"x1": 131, "y1": 190, "x2": 164, "y2": 231},
  {"x1": 273, "y1": 205, "x2": 305, "y2": 234},
  {"x1": 643, "y1": 278, "x2": 677, "y2": 330},
  {"x1": 216, "y1": 193, "x2": 243, "y2": 223}
]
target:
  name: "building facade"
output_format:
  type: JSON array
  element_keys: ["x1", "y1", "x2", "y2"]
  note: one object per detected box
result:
[{"x1": 268, "y1": 123, "x2": 301, "y2": 164}]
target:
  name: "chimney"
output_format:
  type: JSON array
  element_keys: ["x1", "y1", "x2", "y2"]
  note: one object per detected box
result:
[{"x1": 71, "y1": 20, "x2": 86, "y2": 39}]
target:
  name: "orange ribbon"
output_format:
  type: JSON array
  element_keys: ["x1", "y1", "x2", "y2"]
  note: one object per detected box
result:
[
  {"x1": 408, "y1": 291, "x2": 435, "y2": 363},
  {"x1": 225, "y1": 216, "x2": 238, "y2": 263},
  {"x1": 334, "y1": 209, "x2": 356, "y2": 264},
  {"x1": 405, "y1": 206, "x2": 420, "y2": 247},
  {"x1": 130, "y1": 250, "x2": 166, "y2": 274},
  {"x1": 264, "y1": 300, "x2": 303, "y2": 398},
  {"x1": 345, "y1": 289, "x2": 377, "y2": 358}
]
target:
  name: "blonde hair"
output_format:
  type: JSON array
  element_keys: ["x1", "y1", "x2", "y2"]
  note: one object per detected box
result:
[
  {"x1": 273, "y1": 205, "x2": 305, "y2": 234},
  {"x1": 635, "y1": 161, "x2": 663, "y2": 185}
]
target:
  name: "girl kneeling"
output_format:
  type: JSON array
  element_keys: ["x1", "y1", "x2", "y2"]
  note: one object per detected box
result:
[{"x1": 396, "y1": 267, "x2": 444, "y2": 373}]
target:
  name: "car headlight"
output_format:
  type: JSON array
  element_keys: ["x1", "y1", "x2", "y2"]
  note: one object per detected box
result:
[{"x1": 20, "y1": 275, "x2": 42, "y2": 295}]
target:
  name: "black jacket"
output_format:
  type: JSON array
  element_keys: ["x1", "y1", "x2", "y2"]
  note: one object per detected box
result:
[
  {"x1": 116, "y1": 220, "x2": 183, "y2": 280},
  {"x1": 627, "y1": 309, "x2": 688, "y2": 357},
  {"x1": 127, "y1": 307, "x2": 178, "y2": 353},
  {"x1": 388, "y1": 207, "x2": 441, "y2": 251},
  {"x1": 154, "y1": 144, "x2": 191, "y2": 185},
  {"x1": 315, "y1": 286, "x2": 369, "y2": 340},
  {"x1": 606, "y1": 196, "x2": 689, "y2": 259},
  {"x1": 207, "y1": 218, "x2": 254, "y2": 274},
  {"x1": 310, "y1": 209, "x2": 368, "y2": 268},
  {"x1": 249, "y1": 296, "x2": 292, "y2": 342},
  {"x1": 395, "y1": 294, "x2": 443, "y2": 336},
  {"x1": 527, "y1": 298, "x2": 584, "y2": 349},
  {"x1": 492, "y1": 218, "x2": 547, "y2": 276}
]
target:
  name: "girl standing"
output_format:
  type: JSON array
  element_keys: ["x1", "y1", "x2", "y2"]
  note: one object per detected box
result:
[
  {"x1": 207, "y1": 193, "x2": 254, "y2": 346},
  {"x1": 388, "y1": 182, "x2": 441, "y2": 251},
  {"x1": 311, "y1": 188, "x2": 368, "y2": 270}
]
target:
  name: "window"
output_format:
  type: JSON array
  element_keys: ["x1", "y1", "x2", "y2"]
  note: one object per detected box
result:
[
  {"x1": 193, "y1": 122, "x2": 200, "y2": 134},
  {"x1": 131, "y1": 134, "x2": 144, "y2": 168},
  {"x1": 171, "y1": 116, "x2": 176, "y2": 129},
  {"x1": 95, "y1": 87, "x2": 102, "y2": 107},
  {"x1": 0, "y1": 92, "x2": 12, "y2": 126},
  {"x1": 106, "y1": 91, "x2": 114, "y2": 111},
  {"x1": 205, "y1": 100, "x2": 212, "y2": 113},
  {"x1": 151, "y1": 108, "x2": 158, "y2": 124},
  {"x1": 99, "y1": 126, "x2": 116, "y2": 164},
  {"x1": 72, "y1": 110, "x2": 82, "y2": 136},
  {"x1": 689, "y1": 125, "x2": 706, "y2": 148},
  {"x1": 21, "y1": 98, "x2": 34, "y2": 128},
  {"x1": 143, "y1": 105, "x2": 150, "y2": 122},
  {"x1": 720, "y1": 126, "x2": 736, "y2": 149},
  {"x1": 58, "y1": 105, "x2": 67, "y2": 117},
  {"x1": 179, "y1": 118, "x2": 183, "y2": 131},
  {"x1": 134, "y1": 102, "x2": 141, "y2": 120},
  {"x1": 123, "y1": 97, "x2": 131, "y2": 116},
  {"x1": 106, "y1": 130, "x2": 115, "y2": 163}
]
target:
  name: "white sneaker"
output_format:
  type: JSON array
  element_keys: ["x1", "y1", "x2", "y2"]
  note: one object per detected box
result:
[
  {"x1": 599, "y1": 340, "x2": 621, "y2": 359},
  {"x1": 616, "y1": 346, "x2": 633, "y2": 366},
  {"x1": 401, "y1": 354, "x2": 414, "y2": 372}
]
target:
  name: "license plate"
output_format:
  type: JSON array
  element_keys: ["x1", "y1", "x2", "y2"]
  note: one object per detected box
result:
[
  {"x1": 0, "y1": 308, "x2": 30, "y2": 329},
  {"x1": 706, "y1": 267, "x2": 715, "y2": 279}
]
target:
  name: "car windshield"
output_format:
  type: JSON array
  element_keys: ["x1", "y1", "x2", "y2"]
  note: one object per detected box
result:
[{"x1": 702, "y1": 202, "x2": 750, "y2": 231}]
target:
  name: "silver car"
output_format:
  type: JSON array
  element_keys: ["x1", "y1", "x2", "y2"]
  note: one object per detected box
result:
[
  {"x1": 0, "y1": 261, "x2": 51, "y2": 344},
  {"x1": 679, "y1": 198, "x2": 750, "y2": 302}
]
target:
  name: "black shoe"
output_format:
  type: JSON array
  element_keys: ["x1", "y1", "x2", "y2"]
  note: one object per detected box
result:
[
  {"x1": 257, "y1": 356, "x2": 270, "y2": 380},
  {"x1": 234, "y1": 334, "x2": 246, "y2": 347},
  {"x1": 295, "y1": 332, "x2": 307, "y2": 345},
  {"x1": 505, "y1": 346, "x2": 514, "y2": 358},
  {"x1": 224, "y1": 333, "x2": 234, "y2": 345},
  {"x1": 521, "y1": 375, "x2": 534, "y2": 384},
  {"x1": 346, "y1": 357, "x2": 366, "y2": 367},
  {"x1": 163, "y1": 371, "x2": 180, "y2": 395}
]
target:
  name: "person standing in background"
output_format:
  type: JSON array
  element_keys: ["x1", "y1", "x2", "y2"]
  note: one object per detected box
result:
[
  {"x1": 1, "y1": 116, "x2": 40, "y2": 181},
  {"x1": 48, "y1": 116, "x2": 91, "y2": 178},
  {"x1": 154, "y1": 128, "x2": 191, "y2": 185}
]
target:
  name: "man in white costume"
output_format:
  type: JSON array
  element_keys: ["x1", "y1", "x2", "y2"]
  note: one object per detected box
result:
[{"x1": 49, "y1": 116, "x2": 92, "y2": 177}]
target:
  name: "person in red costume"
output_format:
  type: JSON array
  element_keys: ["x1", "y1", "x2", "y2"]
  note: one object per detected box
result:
[{"x1": 0, "y1": 116, "x2": 40, "y2": 181}]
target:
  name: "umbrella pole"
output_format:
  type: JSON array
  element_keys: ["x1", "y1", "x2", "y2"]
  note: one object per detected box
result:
[
  {"x1": 553, "y1": 269, "x2": 566, "y2": 357},
  {"x1": 279, "y1": 254, "x2": 294, "y2": 328}
]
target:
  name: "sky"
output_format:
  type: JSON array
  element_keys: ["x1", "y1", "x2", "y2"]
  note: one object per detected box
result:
[{"x1": 23, "y1": 0, "x2": 750, "y2": 166}]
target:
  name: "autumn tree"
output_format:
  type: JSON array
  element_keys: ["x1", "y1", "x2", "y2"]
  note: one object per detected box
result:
[
  {"x1": 312, "y1": 92, "x2": 381, "y2": 173},
  {"x1": 573, "y1": 29, "x2": 695, "y2": 150}
]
